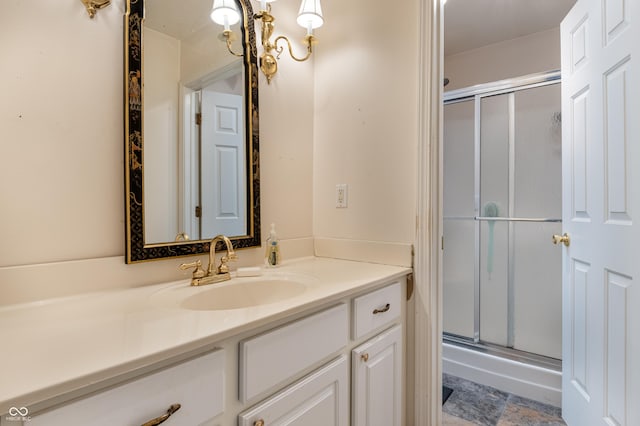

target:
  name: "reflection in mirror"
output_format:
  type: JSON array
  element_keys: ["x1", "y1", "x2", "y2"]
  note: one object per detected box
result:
[
  {"x1": 125, "y1": 0, "x2": 260, "y2": 263},
  {"x1": 144, "y1": 0, "x2": 247, "y2": 244}
]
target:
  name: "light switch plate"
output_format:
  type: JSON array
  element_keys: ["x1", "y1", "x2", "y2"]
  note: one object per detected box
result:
[{"x1": 336, "y1": 184, "x2": 348, "y2": 208}]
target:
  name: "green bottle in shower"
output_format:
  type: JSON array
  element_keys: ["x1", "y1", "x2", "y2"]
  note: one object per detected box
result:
[{"x1": 483, "y1": 202, "x2": 499, "y2": 276}]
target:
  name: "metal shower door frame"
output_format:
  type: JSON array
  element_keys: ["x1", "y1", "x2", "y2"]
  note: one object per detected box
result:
[{"x1": 444, "y1": 70, "x2": 561, "y2": 346}]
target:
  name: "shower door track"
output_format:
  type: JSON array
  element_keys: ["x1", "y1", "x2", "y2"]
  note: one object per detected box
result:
[
  {"x1": 444, "y1": 70, "x2": 562, "y2": 350},
  {"x1": 443, "y1": 333, "x2": 562, "y2": 372},
  {"x1": 444, "y1": 70, "x2": 561, "y2": 104}
]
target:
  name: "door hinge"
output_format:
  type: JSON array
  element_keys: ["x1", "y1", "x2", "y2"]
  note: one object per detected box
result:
[
  {"x1": 195, "y1": 113, "x2": 202, "y2": 125},
  {"x1": 406, "y1": 273, "x2": 414, "y2": 301},
  {"x1": 195, "y1": 206, "x2": 202, "y2": 218}
]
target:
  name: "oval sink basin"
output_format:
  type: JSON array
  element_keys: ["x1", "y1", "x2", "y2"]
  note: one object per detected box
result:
[{"x1": 180, "y1": 279, "x2": 307, "y2": 311}]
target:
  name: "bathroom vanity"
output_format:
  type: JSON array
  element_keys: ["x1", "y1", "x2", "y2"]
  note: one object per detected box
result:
[{"x1": 0, "y1": 257, "x2": 410, "y2": 425}]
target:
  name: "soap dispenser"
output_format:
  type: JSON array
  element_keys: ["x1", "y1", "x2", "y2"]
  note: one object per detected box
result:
[{"x1": 265, "y1": 223, "x2": 281, "y2": 267}]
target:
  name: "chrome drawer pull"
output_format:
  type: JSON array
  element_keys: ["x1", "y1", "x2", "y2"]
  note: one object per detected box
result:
[
  {"x1": 372, "y1": 303, "x2": 390, "y2": 314},
  {"x1": 140, "y1": 403, "x2": 181, "y2": 426}
]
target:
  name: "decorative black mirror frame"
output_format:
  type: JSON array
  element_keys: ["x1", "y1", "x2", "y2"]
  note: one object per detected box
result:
[{"x1": 124, "y1": 0, "x2": 260, "y2": 263}]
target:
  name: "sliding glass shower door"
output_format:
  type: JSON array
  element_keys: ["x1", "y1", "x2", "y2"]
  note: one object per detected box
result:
[{"x1": 443, "y1": 75, "x2": 562, "y2": 360}]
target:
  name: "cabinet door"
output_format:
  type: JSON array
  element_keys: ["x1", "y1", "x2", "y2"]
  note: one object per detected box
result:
[
  {"x1": 238, "y1": 356, "x2": 348, "y2": 426},
  {"x1": 26, "y1": 350, "x2": 225, "y2": 426},
  {"x1": 352, "y1": 325, "x2": 402, "y2": 426}
]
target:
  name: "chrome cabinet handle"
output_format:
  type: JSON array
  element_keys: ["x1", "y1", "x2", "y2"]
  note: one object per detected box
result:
[
  {"x1": 372, "y1": 303, "x2": 390, "y2": 314},
  {"x1": 552, "y1": 233, "x2": 570, "y2": 247},
  {"x1": 140, "y1": 403, "x2": 181, "y2": 426}
]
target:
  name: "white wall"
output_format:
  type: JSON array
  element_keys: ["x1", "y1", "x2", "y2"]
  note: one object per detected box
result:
[
  {"x1": 444, "y1": 28, "x2": 560, "y2": 91},
  {"x1": 144, "y1": 28, "x2": 181, "y2": 243},
  {"x1": 0, "y1": 0, "x2": 418, "y2": 304},
  {"x1": 313, "y1": 0, "x2": 418, "y2": 250},
  {"x1": 0, "y1": 1, "x2": 315, "y2": 304}
]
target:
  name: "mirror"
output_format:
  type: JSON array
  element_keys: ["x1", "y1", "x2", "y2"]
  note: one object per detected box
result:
[{"x1": 125, "y1": 0, "x2": 260, "y2": 263}]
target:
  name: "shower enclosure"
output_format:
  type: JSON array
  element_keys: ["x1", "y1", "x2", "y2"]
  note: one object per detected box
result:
[{"x1": 443, "y1": 71, "x2": 562, "y2": 367}]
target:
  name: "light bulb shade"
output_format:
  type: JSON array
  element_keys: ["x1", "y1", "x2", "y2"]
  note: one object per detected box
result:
[
  {"x1": 210, "y1": 0, "x2": 241, "y2": 26},
  {"x1": 297, "y1": 0, "x2": 324, "y2": 29}
]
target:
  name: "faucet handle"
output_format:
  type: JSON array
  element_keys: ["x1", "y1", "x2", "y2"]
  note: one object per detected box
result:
[
  {"x1": 218, "y1": 254, "x2": 237, "y2": 274},
  {"x1": 179, "y1": 260, "x2": 206, "y2": 279}
]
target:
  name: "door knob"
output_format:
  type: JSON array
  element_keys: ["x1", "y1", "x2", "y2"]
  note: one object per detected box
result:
[{"x1": 552, "y1": 233, "x2": 570, "y2": 247}]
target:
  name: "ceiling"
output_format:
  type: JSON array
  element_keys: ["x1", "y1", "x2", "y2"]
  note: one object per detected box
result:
[
  {"x1": 444, "y1": 0, "x2": 577, "y2": 57},
  {"x1": 146, "y1": 0, "x2": 578, "y2": 57},
  {"x1": 145, "y1": 0, "x2": 214, "y2": 40}
]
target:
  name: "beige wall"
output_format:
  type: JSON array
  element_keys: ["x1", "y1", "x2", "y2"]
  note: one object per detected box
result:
[
  {"x1": 444, "y1": 28, "x2": 560, "y2": 91},
  {"x1": 0, "y1": 0, "x2": 418, "y2": 303},
  {"x1": 0, "y1": 1, "x2": 314, "y2": 302},
  {"x1": 144, "y1": 28, "x2": 181, "y2": 243},
  {"x1": 313, "y1": 0, "x2": 419, "y2": 245}
]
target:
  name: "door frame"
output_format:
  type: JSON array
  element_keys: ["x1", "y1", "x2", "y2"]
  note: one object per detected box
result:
[{"x1": 414, "y1": 0, "x2": 443, "y2": 424}]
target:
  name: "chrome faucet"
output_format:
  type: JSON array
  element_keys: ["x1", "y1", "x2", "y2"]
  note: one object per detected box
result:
[{"x1": 179, "y1": 234, "x2": 237, "y2": 286}]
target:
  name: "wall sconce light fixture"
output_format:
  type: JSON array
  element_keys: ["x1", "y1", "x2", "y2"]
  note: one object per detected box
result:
[
  {"x1": 210, "y1": 0, "x2": 324, "y2": 84},
  {"x1": 80, "y1": 0, "x2": 111, "y2": 19}
]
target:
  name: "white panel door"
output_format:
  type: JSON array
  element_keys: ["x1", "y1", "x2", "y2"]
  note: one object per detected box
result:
[
  {"x1": 200, "y1": 89, "x2": 246, "y2": 238},
  {"x1": 352, "y1": 325, "x2": 402, "y2": 426},
  {"x1": 561, "y1": 0, "x2": 640, "y2": 425}
]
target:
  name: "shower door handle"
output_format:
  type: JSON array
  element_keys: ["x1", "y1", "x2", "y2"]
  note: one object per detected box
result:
[{"x1": 552, "y1": 233, "x2": 570, "y2": 247}]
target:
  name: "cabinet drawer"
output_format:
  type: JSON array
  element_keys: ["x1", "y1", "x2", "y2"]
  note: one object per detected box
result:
[
  {"x1": 28, "y1": 350, "x2": 225, "y2": 426},
  {"x1": 239, "y1": 304, "x2": 348, "y2": 403},
  {"x1": 352, "y1": 282, "x2": 401, "y2": 339},
  {"x1": 238, "y1": 356, "x2": 349, "y2": 426}
]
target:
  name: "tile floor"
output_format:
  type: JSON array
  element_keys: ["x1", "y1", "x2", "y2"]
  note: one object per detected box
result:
[{"x1": 442, "y1": 374, "x2": 567, "y2": 426}]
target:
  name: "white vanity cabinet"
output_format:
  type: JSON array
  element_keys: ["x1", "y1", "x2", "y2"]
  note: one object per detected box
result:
[
  {"x1": 25, "y1": 350, "x2": 225, "y2": 426},
  {"x1": 6, "y1": 271, "x2": 409, "y2": 426},
  {"x1": 352, "y1": 325, "x2": 403, "y2": 426},
  {"x1": 238, "y1": 279, "x2": 405, "y2": 426},
  {"x1": 351, "y1": 282, "x2": 403, "y2": 425}
]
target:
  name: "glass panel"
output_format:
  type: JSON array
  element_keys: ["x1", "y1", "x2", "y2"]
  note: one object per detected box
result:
[
  {"x1": 443, "y1": 220, "x2": 475, "y2": 337},
  {"x1": 443, "y1": 100, "x2": 475, "y2": 338},
  {"x1": 479, "y1": 94, "x2": 510, "y2": 347},
  {"x1": 514, "y1": 84, "x2": 562, "y2": 218},
  {"x1": 513, "y1": 222, "x2": 562, "y2": 359},
  {"x1": 512, "y1": 84, "x2": 562, "y2": 358},
  {"x1": 444, "y1": 101, "x2": 475, "y2": 219}
]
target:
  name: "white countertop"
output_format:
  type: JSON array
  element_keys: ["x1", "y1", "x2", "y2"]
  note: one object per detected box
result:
[{"x1": 0, "y1": 257, "x2": 410, "y2": 414}]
